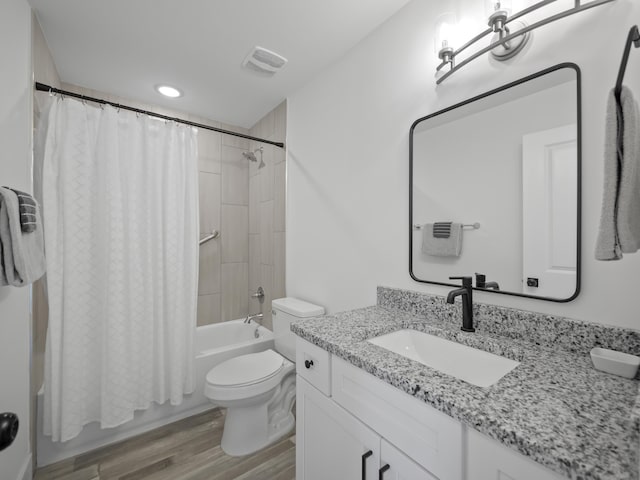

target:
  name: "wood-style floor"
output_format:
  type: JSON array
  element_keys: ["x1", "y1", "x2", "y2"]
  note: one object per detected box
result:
[{"x1": 34, "y1": 409, "x2": 296, "y2": 480}]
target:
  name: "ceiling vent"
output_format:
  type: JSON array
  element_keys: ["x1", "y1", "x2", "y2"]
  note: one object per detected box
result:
[{"x1": 242, "y1": 46, "x2": 288, "y2": 76}]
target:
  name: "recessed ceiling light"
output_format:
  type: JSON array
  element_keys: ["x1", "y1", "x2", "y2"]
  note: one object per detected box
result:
[{"x1": 155, "y1": 85, "x2": 182, "y2": 98}]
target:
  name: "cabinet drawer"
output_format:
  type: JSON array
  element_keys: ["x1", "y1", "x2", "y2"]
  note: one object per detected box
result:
[
  {"x1": 296, "y1": 338, "x2": 331, "y2": 396},
  {"x1": 332, "y1": 356, "x2": 463, "y2": 480}
]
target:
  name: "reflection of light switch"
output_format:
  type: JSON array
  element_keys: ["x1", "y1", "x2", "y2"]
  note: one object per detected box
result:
[{"x1": 526, "y1": 277, "x2": 539, "y2": 288}]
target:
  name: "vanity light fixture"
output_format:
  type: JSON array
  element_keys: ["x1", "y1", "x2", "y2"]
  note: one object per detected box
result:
[
  {"x1": 155, "y1": 85, "x2": 182, "y2": 98},
  {"x1": 435, "y1": 0, "x2": 616, "y2": 84},
  {"x1": 434, "y1": 13, "x2": 458, "y2": 78},
  {"x1": 485, "y1": 0, "x2": 530, "y2": 61}
]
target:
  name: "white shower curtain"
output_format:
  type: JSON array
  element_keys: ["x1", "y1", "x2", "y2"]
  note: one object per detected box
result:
[{"x1": 39, "y1": 97, "x2": 199, "y2": 442}]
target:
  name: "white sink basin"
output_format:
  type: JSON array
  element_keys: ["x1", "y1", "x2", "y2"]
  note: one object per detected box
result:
[{"x1": 368, "y1": 329, "x2": 519, "y2": 388}]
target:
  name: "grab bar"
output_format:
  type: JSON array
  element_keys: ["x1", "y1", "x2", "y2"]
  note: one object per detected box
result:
[
  {"x1": 199, "y1": 230, "x2": 220, "y2": 245},
  {"x1": 413, "y1": 223, "x2": 480, "y2": 230}
]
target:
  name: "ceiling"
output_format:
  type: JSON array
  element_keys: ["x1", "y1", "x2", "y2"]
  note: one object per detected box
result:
[{"x1": 29, "y1": 0, "x2": 412, "y2": 129}]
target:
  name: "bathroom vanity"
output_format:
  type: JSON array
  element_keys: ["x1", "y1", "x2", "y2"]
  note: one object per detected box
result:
[{"x1": 292, "y1": 287, "x2": 640, "y2": 480}]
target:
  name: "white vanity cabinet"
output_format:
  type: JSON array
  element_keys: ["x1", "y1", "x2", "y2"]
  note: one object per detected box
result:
[
  {"x1": 295, "y1": 337, "x2": 567, "y2": 480},
  {"x1": 296, "y1": 377, "x2": 434, "y2": 480},
  {"x1": 296, "y1": 377, "x2": 380, "y2": 479}
]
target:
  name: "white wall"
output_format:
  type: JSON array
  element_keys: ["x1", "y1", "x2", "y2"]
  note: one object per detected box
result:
[
  {"x1": 0, "y1": 0, "x2": 33, "y2": 479},
  {"x1": 287, "y1": 0, "x2": 640, "y2": 329}
]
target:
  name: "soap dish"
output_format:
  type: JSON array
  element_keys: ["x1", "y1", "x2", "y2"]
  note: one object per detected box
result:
[{"x1": 590, "y1": 348, "x2": 640, "y2": 379}]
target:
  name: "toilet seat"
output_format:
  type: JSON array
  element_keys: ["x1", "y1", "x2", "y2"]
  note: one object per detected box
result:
[
  {"x1": 207, "y1": 350, "x2": 284, "y2": 387},
  {"x1": 204, "y1": 350, "x2": 294, "y2": 403}
]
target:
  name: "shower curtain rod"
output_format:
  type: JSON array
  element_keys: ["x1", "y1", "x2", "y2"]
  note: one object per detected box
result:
[{"x1": 34, "y1": 82, "x2": 285, "y2": 149}]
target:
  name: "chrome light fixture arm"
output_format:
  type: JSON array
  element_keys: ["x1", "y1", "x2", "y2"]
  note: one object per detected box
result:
[{"x1": 436, "y1": 0, "x2": 616, "y2": 85}]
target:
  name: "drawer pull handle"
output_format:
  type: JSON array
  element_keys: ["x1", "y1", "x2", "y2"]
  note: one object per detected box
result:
[
  {"x1": 379, "y1": 464, "x2": 390, "y2": 480},
  {"x1": 361, "y1": 450, "x2": 373, "y2": 480},
  {"x1": 304, "y1": 359, "x2": 314, "y2": 369}
]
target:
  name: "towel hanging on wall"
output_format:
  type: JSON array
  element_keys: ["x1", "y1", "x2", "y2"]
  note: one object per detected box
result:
[
  {"x1": 422, "y1": 223, "x2": 463, "y2": 257},
  {"x1": 432, "y1": 222, "x2": 452, "y2": 238},
  {"x1": 0, "y1": 187, "x2": 46, "y2": 286},
  {"x1": 595, "y1": 25, "x2": 640, "y2": 260},
  {"x1": 615, "y1": 87, "x2": 640, "y2": 254},
  {"x1": 5, "y1": 188, "x2": 38, "y2": 233}
]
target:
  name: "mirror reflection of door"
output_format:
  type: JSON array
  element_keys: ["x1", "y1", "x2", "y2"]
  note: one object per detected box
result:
[{"x1": 522, "y1": 125, "x2": 577, "y2": 298}]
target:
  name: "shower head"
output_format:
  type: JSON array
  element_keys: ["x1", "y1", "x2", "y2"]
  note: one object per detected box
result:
[
  {"x1": 242, "y1": 147, "x2": 265, "y2": 168},
  {"x1": 242, "y1": 151, "x2": 257, "y2": 162}
]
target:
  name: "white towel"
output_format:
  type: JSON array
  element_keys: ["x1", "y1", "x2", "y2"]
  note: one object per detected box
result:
[
  {"x1": 0, "y1": 187, "x2": 46, "y2": 286},
  {"x1": 595, "y1": 87, "x2": 640, "y2": 260},
  {"x1": 421, "y1": 223, "x2": 463, "y2": 257}
]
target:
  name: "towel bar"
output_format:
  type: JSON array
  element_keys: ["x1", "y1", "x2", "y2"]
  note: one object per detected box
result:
[
  {"x1": 199, "y1": 230, "x2": 219, "y2": 245},
  {"x1": 413, "y1": 223, "x2": 480, "y2": 230}
]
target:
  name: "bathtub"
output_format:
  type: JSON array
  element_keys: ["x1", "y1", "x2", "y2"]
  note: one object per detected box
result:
[{"x1": 37, "y1": 319, "x2": 274, "y2": 466}]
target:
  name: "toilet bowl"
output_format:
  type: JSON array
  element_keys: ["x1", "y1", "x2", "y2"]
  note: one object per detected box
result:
[{"x1": 204, "y1": 297, "x2": 324, "y2": 456}]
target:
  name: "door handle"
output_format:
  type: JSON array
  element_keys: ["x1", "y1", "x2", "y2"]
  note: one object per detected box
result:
[
  {"x1": 361, "y1": 450, "x2": 373, "y2": 480},
  {"x1": 379, "y1": 464, "x2": 390, "y2": 480},
  {"x1": 0, "y1": 413, "x2": 19, "y2": 451}
]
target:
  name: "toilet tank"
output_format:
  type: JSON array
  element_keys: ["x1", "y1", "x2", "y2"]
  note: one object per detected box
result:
[{"x1": 272, "y1": 297, "x2": 324, "y2": 361}]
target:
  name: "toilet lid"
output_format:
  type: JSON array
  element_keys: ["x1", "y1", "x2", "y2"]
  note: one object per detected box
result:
[{"x1": 206, "y1": 349, "x2": 284, "y2": 387}]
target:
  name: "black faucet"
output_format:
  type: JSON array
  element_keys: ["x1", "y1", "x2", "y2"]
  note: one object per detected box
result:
[
  {"x1": 446, "y1": 276, "x2": 475, "y2": 332},
  {"x1": 475, "y1": 273, "x2": 500, "y2": 290}
]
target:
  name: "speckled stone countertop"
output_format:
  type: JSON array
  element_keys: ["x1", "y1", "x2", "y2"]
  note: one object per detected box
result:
[{"x1": 291, "y1": 304, "x2": 640, "y2": 480}]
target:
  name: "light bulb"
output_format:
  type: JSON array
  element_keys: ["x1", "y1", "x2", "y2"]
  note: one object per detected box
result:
[
  {"x1": 434, "y1": 13, "x2": 458, "y2": 55},
  {"x1": 485, "y1": 0, "x2": 512, "y2": 16}
]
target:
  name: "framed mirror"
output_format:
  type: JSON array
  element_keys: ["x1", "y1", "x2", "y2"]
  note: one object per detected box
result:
[{"x1": 410, "y1": 63, "x2": 581, "y2": 302}]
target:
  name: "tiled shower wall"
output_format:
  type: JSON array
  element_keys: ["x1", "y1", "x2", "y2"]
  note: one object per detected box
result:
[
  {"x1": 198, "y1": 101, "x2": 287, "y2": 329},
  {"x1": 197, "y1": 124, "x2": 251, "y2": 326},
  {"x1": 248, "y1": 102, "x2": 287, "y2": 331}
]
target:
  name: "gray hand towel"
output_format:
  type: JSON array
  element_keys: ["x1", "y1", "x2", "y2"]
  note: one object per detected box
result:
[
  {"x1": 432, "y1": 222, "x2": 452, "y2": 238},
  {"x1": 595, "y1": 89, "x2": 622, "y2": 260},
  {"x1": 5, "y1": 187, "x2": 37, "y2": 233},
  {"x1": 616, "y1": 87, "x2": 640, "y2": 254},
  {"x1": 0, "y1": 187, "x2": 46, "y2": 287},
  {"x1": 595, "y1": 87, "x2": 640, "y2": 260},
  {"x1": 422, "y1": 223, "x2": 463, "y2": 257}
]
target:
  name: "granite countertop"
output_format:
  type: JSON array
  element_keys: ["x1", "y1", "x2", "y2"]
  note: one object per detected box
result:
[{"x1": 291, "y1": 305, "x2": 640, "y2": 480}]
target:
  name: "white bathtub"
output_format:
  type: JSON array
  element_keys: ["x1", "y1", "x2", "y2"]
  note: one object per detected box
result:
[{"x1": 37, "y1": 319, "x2": 274, "y2": 466}]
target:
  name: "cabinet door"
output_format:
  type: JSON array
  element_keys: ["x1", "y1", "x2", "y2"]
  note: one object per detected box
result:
[
  {"x1": 332, "y1": 356, "x2": 463, "y2": 480},
  {"x1": 297, "y1": 376, "x2": 380, "y2": 480},
  {"x1": 467, "y1": 429, "x2": 566, "y2": 480},
  {"x1": 379, "y1": 439, "x2": 437, "y2": 480}
]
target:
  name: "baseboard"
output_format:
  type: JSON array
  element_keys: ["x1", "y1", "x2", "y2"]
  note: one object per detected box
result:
[
  {"x1": 37, "y1": 403, "x2": 214, "y2": 466},
  {"x1": 18, "y1": 453, "x2": 32, "y2": 480}
]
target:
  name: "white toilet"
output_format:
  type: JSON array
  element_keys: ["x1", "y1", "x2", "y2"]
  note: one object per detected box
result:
[{"x1": 204, "y1": 297, "x2": 324, "y2": 456}]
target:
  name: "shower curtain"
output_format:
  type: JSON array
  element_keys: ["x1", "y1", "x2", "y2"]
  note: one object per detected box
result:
[{"x1": 38, "y1": 96, "x2": 199, "y2": 442}]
